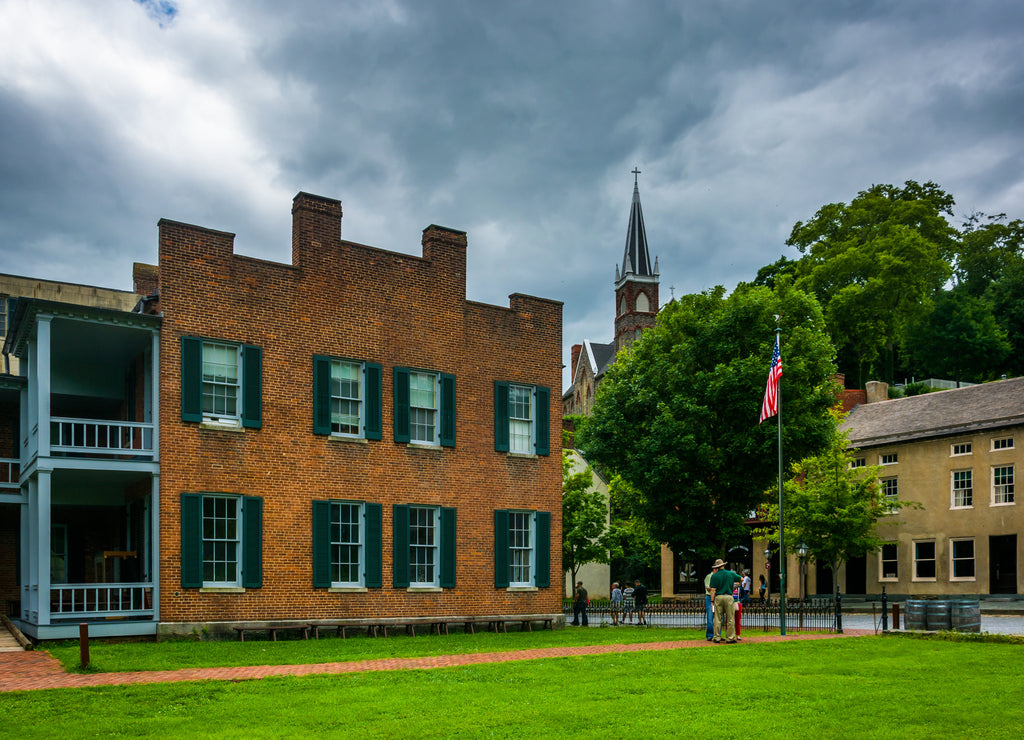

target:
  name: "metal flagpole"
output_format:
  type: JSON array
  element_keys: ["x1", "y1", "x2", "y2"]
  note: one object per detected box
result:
[{"x1": 776, "y1": 324, "x2": 786, "y2": 636}]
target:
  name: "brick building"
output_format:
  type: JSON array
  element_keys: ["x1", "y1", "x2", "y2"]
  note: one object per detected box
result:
[{"x1": 2, "y1": 191, "x2": 563, "y2": 639}]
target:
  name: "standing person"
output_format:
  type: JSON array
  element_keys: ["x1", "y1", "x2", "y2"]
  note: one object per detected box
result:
[
  {"x1": 572, "y1": 581, "x2": 589, "y2": 627},
  {"x1": 703, "y1": 567, "x2": 715, "y2": 641},
  {"x1": 758, "y1": 574, "x2": 767, "y2": 603},
  {"x1": 633, "y1": 579, "x2": 649, "y2": 626},
  {"x1": 622, "y1": 582, "x2": 635, "y2": 624},
  {"x1": 740, "y1": 571, "x2": 752, "y2": 605},
  {"x1": 610, "y1": 582, "x2": 623, "y2": 626},
  {"x1": 708, "y1": 558, "x2": 742, "y2": 643}
]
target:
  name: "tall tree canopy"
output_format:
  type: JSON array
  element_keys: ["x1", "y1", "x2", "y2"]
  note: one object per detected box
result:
[
  {"x1": 577, "y1": 281, "x2": 836, "y2": 560},
  {"x1": 787, "y1": 181, "x2": 956, "y2": 385}
]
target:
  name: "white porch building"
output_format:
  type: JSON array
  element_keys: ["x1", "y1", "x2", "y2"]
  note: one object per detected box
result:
[{"x1": 2, "y1": 298, "x2": 161, "y2": 639}]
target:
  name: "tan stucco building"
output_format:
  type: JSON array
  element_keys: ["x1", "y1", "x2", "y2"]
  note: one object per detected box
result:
[{"x1": 840, "y1": 378, "x2": 1023, "y2": 598}]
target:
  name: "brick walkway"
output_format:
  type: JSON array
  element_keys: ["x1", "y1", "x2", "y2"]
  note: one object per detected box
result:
[{"x1": 0, "y1": 630, "x2": 872, "y2": 693}]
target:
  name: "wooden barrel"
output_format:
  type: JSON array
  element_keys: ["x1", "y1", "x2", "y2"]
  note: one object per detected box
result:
[
  {"x1": 926, "y1": 600, "x2": 951, "y2": 631},
  {"x1": 952, "y1": 600, "x2": 981, "y2": 632},
  {"x1": 904, "y1": 599, "x2": 927, "y2": 630}
]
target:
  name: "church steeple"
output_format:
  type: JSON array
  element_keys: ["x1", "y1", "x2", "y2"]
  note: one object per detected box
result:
[
  {"x1": 614, "y1": 169, "x2": 660, "y2": 352},
  {"x1": 619, "y1": 168, "x2": 655, "y2": 279}
]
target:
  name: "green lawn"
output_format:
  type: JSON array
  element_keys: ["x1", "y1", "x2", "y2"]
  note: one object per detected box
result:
[{"x1": 8, "y1": 636, "x2": 1024, "y2": 738}]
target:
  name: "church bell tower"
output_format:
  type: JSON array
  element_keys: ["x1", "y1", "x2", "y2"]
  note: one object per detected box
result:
[{"x1": 614, "y1": 169, "x2": 660, "y2": 352}]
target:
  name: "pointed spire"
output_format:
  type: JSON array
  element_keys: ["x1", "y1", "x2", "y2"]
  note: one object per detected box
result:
[{"x1": 620, "y1": 168, "x2": 654, "y2": 278}]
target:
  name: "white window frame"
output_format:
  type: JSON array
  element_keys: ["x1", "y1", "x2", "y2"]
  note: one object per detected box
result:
[
  {"x1": 949, "y1": 538, "x2": 976, "y2": 581},
  {"x1": 201, "y1": 341, "x2": 242, "y2": 426},
  {"x1": 851, "y1": 457, "x2": 866, "y2": 469},
  {"x1": 912, "y1": 540, "x2": 936, "y2": 582},
  {"x1": 508, "y1": 384, "x2": 536, "y2": 454},
  {"x1": 202, "y1": 494, "x2": 242, "y2": 587},
  {"x1": 992, "y1": 465, "x2": 1015, "y2": 506},
  {"x1": 330, "y1": 360, "x2": 364, "y2": 438},
  {"x1": 330, "y1": 501, "x2": 365, "y2": 587},
  {"x1": 879, "y1": 543, "x2": 898, "y2": 582},
  {"x1": 951, "y1": 469, "x2": 973, "y2": 509},
  {"x1": 880, "y1": 453, "x2": 898, "y2": 465},
  {"x1": 409, "y1": 372, "x2": 439, "y2": 446},
  {"x1": 881, "y1": 477, "x2": 898, "y2": 500},
  {"x1": 508, "y1": 511, "x2": 536, "y2": 587},
  {"x1": 408, "y1": 505, "x2": 439, "y2": 587},
  {"x1": 992, "y1": 436, "x2": 1014, "y2": 451},
  {"x1": 951, "y1": 441, "x2": 972, "y2": 457}
]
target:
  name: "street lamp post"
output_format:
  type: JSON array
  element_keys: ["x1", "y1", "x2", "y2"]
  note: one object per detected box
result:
[
  {"x1": 764, "y1": 547, "x2": 772, "y2": 606},
  {"x1": 797, "y1": 542, "x2": 808, "y2": 603}
]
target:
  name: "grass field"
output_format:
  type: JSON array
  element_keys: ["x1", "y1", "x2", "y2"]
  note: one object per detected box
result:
[{"x1": 7, "y1": 633, "x2": 1024, "y2": 738}]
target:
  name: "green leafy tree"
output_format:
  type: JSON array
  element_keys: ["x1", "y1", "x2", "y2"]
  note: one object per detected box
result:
[
  {"x1": 562, "y1": 450, "x2": 613, "y2": 590},
  {"x1": 577, "y1": 280, "x2": 836, "y2": 561},
  {"x1": 788, "y1": 181, "x2": 956, "y2": 385},
  {"x1": 606, "y1": 474, "x2": 661, "y2": 582},
  {"x1": 904, "y1": 289, "x2": 1011, "y2": 385},
  {"x1": 759, "y1": 413, "x2": 909, "y2": 580},
  {"x1": 986, "y1": 259, "x2": 1024, "y2": 377},
  {"x1": 954, "y1": 213, "x2": 1024, "y2": 296}
]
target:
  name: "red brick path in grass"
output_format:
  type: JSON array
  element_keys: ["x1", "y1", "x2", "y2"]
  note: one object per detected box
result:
[{"x1": 0, "y1": 630, "x2": 873, "y2": 693}]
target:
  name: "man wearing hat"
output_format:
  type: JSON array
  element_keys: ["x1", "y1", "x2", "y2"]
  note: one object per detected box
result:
[{"x1": 708, "y1": 558, "x2": 743, "y2": 643}]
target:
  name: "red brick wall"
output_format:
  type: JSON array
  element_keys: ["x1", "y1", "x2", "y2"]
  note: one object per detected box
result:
[
  {"x1": 614, "y1": 279, "x2": 658, "y2": 351},
  {"x1": 156, "y1": 192, "x2": 563, "y2": 623}
]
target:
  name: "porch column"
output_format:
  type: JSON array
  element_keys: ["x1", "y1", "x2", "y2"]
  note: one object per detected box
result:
[
  {"x1": 149, "y1": 329, "x2": 159, "y2": 460},
  {"x1": 36, "y1": 315, "x2": 52, "y2": 457},
  {"x1": 35, "y1": 470, "x2": 52, "y2": 626},
  {"x1": 20, "y1": 491, "x2": 30, "y2": 621},
  {"x1": 151, "y1": 473, "x2": 160, "y2": 622}
]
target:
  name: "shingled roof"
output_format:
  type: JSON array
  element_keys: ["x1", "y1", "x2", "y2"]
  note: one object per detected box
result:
[{"x1": 842, "y1": 376, "x2": 1024, "y2": 448}]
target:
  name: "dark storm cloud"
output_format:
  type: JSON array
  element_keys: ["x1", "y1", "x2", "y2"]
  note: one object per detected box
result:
[{"x1": 1, "y1": 1, "x2": 1022, "y2": 390}]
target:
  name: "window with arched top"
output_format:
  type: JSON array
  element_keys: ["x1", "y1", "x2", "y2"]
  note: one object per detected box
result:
[
  {"x1": 635, "y1": 292, "x2": 650, "y2": 313},
  {"x1": 618, "y1": 296, "x2": 627, "y2": 316}
]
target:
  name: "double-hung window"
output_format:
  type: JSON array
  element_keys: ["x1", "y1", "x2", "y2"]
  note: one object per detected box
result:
[
  {"x1": 950, "y1": 538, "x2": 976, "y2": 580},
  {"x1": 913, "y1": 540, "x2": 936, "y2": 580},
  {"x1": 312, "y1": 500, "x2": 383, "y2": 588},
  {"x1": 312, "y1": 357, "x2": 382, "y2": 439},
  {"x1": 392, "y1": 504, "x2": 456, "y2": 588},
  {"x1": 494, "y1": 509, "x2": 551, "y2": 588},
  {"x1": 992, "y1": 436, "x2": 1014, "y2": 450},
  {"x1": 851, "y1": 457, "x2": 866, "y2": 469},
  {"x1": 180, "y1": 493, "x2": 262, "y2": 588},
  {"x1": 494, "y1": 381, "x2": 551, "y2": 455},
  {"x1": 880, "y1": 453, "x2": 898, "y2": 465},
  {"x1": 952, "y1": 469, "x2": 973, "y2": 508},
  {"x1": 393, "y1": 368, "x2": 456, "y2": 447},
  {"x1": 880, "y1": 543, "x2": 898, "y2": 581},
  {"x1": 181, "y1": 337, "x2": 262, "y2": 428},
  {"x1": 993, "y1": 465, "x2": 1015, "y2": 505}
]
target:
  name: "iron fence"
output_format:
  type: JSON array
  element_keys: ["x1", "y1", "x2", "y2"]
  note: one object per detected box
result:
[{"x1": 564, "y1": 597, "x2": 839, "y2": 632}]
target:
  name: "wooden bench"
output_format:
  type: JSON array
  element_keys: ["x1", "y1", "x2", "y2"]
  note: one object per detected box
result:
[
  {"x1": 309, "y1": 620, "x2": 385, "y2": 639},
  {"x1": 233, "y1": 624, "x2": 310, "y2": 642},
  {"x1": 309, "y1": 614, "x2": 559, "y2": 638},
  {"x1": 463, "y1": 616, "x2": 555, "y2": 634}
]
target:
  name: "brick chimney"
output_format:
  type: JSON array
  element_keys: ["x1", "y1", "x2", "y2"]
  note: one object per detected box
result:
[
  {"x1": 570, "y1": 344, "x2": 582, "y2": 380},
  {"x1": 133, "y1": 263, "x2": 159, "y2": 296}
]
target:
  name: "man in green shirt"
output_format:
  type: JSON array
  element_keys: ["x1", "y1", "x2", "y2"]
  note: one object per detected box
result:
[{"x1": 708, "y1": 558, "x2": 742, "y2": 643}]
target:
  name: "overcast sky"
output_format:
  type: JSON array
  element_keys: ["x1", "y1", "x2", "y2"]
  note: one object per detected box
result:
[{"x1": 2, "y1": 0, "x2": 1022, "y2": 390}]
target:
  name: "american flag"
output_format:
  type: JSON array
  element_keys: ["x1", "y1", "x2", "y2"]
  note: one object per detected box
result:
[{"x1": 759, "y1": 337, "x2": 783, "y2": 423}]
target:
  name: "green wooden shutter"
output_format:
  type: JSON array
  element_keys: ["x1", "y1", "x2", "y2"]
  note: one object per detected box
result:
[
  {"x1": 180, "y1": 337, "x2": 202, "y2": 423},
  {"x1": 392, "y1": 504, "x2": 409, "y2": 588},
  {"x1": 440, "y1": 507, "x2": 457, "y2": 588},
  {"x1": 494, "y1": 381, "x2": 509, "y2": 452},
  {"x1": 535, "y1": 510, "x2": 551, "y2": 588},
  {"x1": 365, "y1": 363, "x2": 383, "y2": 440},
  {"x1": 440, "y1": 373, "x2": 456, "y2": 447},
  {"x1": 242, "y1": 345, "x2": 262, "y2": 429},
  {"x1": 365, "y1": 502, "x2": 383, "y2": 587},
  {"x1": 535, "y1": 386, "x2": 550, "y2": 456},
  {"x1": 312, "y1": 500, "x2": 331, "y2": 587},
  {"x1": 393, "y1": 367, "x2": 410, "y2": 443},
  {"x1": 312, "y1": 356, "x2": 332, "y2": 435},
  {"x1": 494, "y1": 509, "x2": 509, "y2": 588},
  {"x1": 180, "y1": 493, "x2": 203, "y2": 588},
  {"x1": 242, "y1": 496, "x2": 263, "y2": 588}
]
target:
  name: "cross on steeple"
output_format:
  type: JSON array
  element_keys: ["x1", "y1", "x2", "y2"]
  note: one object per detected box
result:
[{"x1": 632, "y1": 167, "x2": 641, "y2": 184}]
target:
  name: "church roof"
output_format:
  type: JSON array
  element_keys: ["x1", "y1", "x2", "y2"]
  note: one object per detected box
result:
[
  {"x1": 619, "y1": 171, "x2": 654, "y2": 278},
  {"x1": 842, "y1": 376, "x2": 1024, "y2": 448}
]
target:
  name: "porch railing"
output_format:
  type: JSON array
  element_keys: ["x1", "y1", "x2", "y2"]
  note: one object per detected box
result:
[
  {"x1": 50, "y1": 583, "x2": 155, "y2": 619},
  {"x1": 0, "y1": 458, "x2": 18, "y2": 487},
  {"x1": 50, "y1": 418, "x2": 154, "y2": 457}
]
